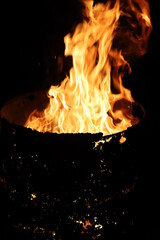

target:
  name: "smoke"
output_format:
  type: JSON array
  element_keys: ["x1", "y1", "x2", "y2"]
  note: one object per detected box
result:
[{"x1": 113, "y1": 0, "x2": 152, "y2": 60}]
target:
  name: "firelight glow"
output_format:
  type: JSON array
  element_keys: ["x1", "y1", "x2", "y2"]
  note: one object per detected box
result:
[{"x1": 25, "y1": 0, "x2": 152, "y2": 135}]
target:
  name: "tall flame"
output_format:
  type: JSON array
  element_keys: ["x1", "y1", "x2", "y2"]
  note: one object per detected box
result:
[{"x1": 25, "y1": 0, "x2": 152, "y2": 135}]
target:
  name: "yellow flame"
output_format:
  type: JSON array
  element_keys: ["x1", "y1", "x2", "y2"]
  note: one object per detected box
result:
[{"x1": 25, "y1": 0, "x2": 152, "y2": 136}]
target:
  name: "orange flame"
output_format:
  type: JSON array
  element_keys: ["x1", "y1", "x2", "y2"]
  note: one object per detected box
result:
[{"x1": 25, "y1": 0, "x2": 152, "y2": 136}]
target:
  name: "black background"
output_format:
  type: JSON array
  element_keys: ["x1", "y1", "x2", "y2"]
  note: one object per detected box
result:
[{"x1": 1, "y1": 0, "x2": 160, "y2": 239}]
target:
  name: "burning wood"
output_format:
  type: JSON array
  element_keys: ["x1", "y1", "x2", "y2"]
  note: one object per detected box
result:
[{"x1": 25, "y1": 0, "x2": 152, "y2": 136}]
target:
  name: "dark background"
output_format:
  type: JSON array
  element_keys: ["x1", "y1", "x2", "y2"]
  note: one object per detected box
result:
[{"x1": 1, "y1": 0, "x2": 160, "y2": 239}]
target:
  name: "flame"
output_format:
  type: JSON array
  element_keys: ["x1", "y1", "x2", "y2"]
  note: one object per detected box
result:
[{"x1": 25, "y1": 0, "x2": 152, "y2": 135}]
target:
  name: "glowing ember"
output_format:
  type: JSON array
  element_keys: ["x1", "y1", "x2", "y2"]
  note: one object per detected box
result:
[
  {"x1": 25, "y1": 0, "x2": 152, "y2": 135},
  {"x1": 119, "y1": 135, "x2": 126, "y2": 144}
]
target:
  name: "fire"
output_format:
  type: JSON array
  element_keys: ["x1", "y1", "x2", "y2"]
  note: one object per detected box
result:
[{"x1": 25, "y1": 0, "x2": 152, "y2": 135}]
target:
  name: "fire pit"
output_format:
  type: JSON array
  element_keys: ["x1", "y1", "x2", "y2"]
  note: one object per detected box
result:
[
  {"x1": 0, "y1": 90, "x2": 145, "y2": 240},
  {"x1": 0, "y1": 0, "x2": 152, "y2": 239}
]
